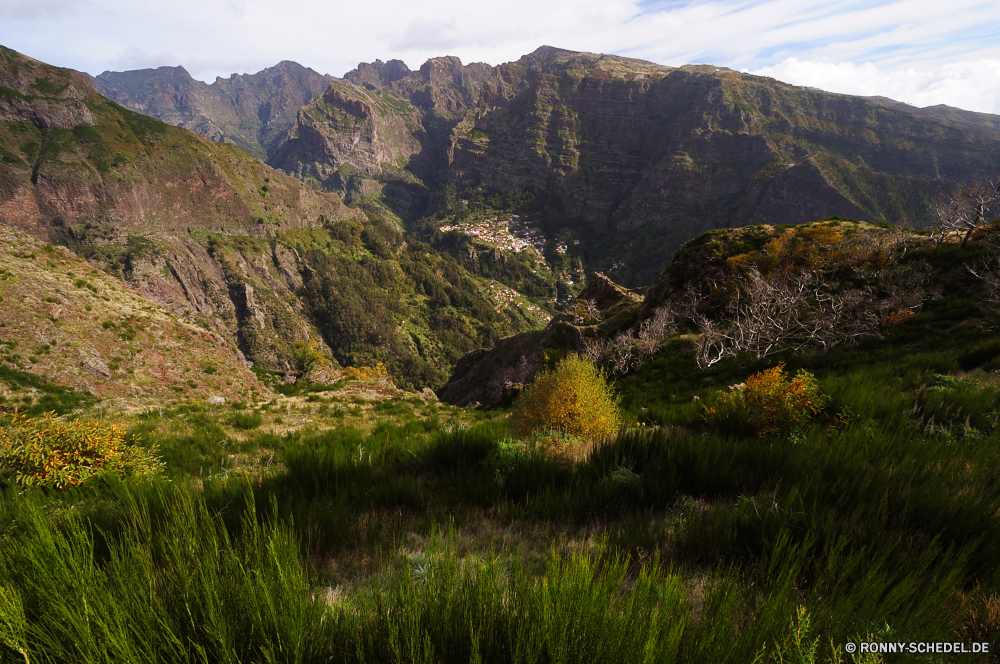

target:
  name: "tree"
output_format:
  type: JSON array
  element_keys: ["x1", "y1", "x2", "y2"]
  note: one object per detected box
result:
[
  {"x1": 693, "y1": 262, "x2": 929, "y2": 368},
  {"x1": 933, "y1": 178, "x2": 1000, "y2": 248},
  {"x1": 510, "y1": 355, "x2": 621, "y2": 440}
]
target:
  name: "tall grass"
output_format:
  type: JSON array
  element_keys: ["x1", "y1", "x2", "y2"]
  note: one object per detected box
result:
[
  {"x1": 5, "y1": 257, "x2": 1000, "y2": 660},
  {"x1": 0, "y1": 480, "x2": 324, "y2": 663}
]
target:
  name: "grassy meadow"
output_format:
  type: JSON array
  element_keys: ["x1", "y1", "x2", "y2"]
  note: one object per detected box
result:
[{"x1": 3, "y1": 244, "x2": 1000, "y2": 663}]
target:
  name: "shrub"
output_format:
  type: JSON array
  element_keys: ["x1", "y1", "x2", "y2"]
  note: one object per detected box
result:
[
  {"x1": 703, "y1": 363, "x2": 827, "y2": 438},
  {"x1": 0, "y1": 412, "x2": 162, "y2": 489},
  {"x1": 343, "y1": 362, "x2": 391, "y2": 383},
  {"x1": 510, "y1": 355, "x2": 621, "y2": 440},
  {"x1": 230, "y1": 411, "x2": 263, "y2": 430}
]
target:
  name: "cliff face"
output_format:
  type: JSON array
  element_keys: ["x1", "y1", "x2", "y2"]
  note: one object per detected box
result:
[
  {"x1": 96, "y1": 46, "x2": 1000, "y2": 287},
  {"x1": 92, "y1": 61, "x2": 333, "y2": 159},
  {"x1": 270, "y1": 46, "x2": 1000, "y2": 285},
  {"x1": 271, "y1": 55, "x2": 493, "y2": 209}
]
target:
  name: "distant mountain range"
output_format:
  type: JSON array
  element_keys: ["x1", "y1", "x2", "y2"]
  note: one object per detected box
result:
[
  {"x1": 0, "y1": 45, "x2": 538, "y2": 391},
  {"x1": 91, "y1": 61, "x2": 333, "y2": 160},
  {"x1": 90, "y1": 46, "x2": 1000, "y2": 285}
]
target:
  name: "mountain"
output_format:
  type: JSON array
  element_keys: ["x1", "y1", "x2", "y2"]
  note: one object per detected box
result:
[
  {"x1": 0, "y1": 45, "x2": 541, "y2": 391},
  {"x1": 274, "y1": 46, "x2": 1000, "y2": 285},
  {"x1": 99, "y1": 47, "x2": 1000, "y2": 287},
  {"x1": 91, "y1": 61, "x2": 333, "y2": 160}
]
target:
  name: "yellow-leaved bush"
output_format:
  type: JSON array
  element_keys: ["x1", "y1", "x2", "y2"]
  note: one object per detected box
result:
[
  {"x1": 343, "y1": 362, "x2": 391, "y2": 383},
  {"x1": 703, "y1": 363, "x2": 827, "y2": 438},
  {"x1": 0, "y1": 412, "x2": 162, "y2": 489},
  {"x1": 510, "y1": 354, "x2": 621, "y2": 440}
]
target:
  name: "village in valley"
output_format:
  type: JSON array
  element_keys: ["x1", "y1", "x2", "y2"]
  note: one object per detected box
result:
[
  {"x1": 438, "y1": 214, "x2": 586, "y2": 316},
  {"x1": 438, "y1": 215, "x2": 553, "y2": 255}
]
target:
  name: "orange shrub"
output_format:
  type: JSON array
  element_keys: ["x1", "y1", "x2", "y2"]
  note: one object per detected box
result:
[
  {"x1": 881, "y1": 308, "x2": 915, "y2": 327},
  {"x1": 0, "y1": 412, "x2": 162, "y2": 489},
  {"x1": 510, "y1": 355, "x2": 621, "y2": 440},
  {"x1": 703, "y1": 363, "x2": 827, "y2": 438}
]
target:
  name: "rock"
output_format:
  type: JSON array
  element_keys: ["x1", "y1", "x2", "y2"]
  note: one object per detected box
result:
[
  {"x1": 304, "y1": 362, "x2": 344, "y2": 385},
  {"x1": 81, "y1": 357, "x2": 110, "y2": 378},
  {"x1": 208, "y1": 395, "x2": 226, "y2": 405},
  {"x1": 420, "y1": 387, "x2": 438, "y2": 403},
  {"x1": 438, "y1": 321, "x2": 585, "y2": 407}
]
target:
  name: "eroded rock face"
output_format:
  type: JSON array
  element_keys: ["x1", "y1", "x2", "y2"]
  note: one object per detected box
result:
[
  {"x1": 436, "y1": 321, "x2": 586, "y2": 407},
  {"x1": 270, "y1": 81, "x2": 424, "y2": 184},
  {"x1": 95, "y1": 46, "x2": 1000, "y2": 288},
  {"x1": 0, "y1": 223, "x2": 266, "y2": 404},
  {"x1": 272, "y1": 46, "x2": 998, "y2": 286},
  {"x1": 92, "y1": 61, "x2": 334, "y2": 159},
  {"x1": 0, "y1": 46, "x2": 357, "y2": 377}
]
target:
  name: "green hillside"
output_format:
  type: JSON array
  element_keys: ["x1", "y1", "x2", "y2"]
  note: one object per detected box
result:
[{"x1": 0, "y1": 45, "x2": 547, "y2": 390}]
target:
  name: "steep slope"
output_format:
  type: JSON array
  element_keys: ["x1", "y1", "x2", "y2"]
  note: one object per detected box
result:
[
  {"x1": 91, "y1": 61, "x2": 333, "y2": 159},
  {"x1": 272, "y1": 46, "x2": 1000, "y2": 286},
  {"x1": 0, "y1": 222, "x2": 264, "y2": 408},
  {"x1": 0, "y1": 46, "x2": 538, "y2": 389}
]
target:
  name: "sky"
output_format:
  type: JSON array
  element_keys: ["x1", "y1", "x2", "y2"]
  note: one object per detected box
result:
[{"x1": 3, "y1": 0, "x2": 1000, "y2": 113}]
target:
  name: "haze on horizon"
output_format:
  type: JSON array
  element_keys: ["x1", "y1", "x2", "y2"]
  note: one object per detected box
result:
[{"x1": 3, "y1": 0, "x2": 1000, "y2": 115}]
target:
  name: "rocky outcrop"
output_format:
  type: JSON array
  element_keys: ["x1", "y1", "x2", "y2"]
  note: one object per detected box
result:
[
  {"x1": 270, "y1": 81, "x2": 424, "y2": 185},
  {"x1": 436, "y1": 320, "x2": 585, "y2": 407},
  {"x1": 98, "y1": 46, "x2": 1000, "y2": 289},
  {"x1": 264, "y1": 46, "x2": 1000, "y2": 286},
  {"x1": 438, "y1": 271, "x2": 644, "y2": 406},
  {"x1": 344, "y1": 59, "x2": 411, "y2": 88},
  {"x1": 0, "y1": 223, "x2": 265, "y2": 405},
  {"x1": 0, "y1": 46, "x2": 98, "y2": 128},
  {"x1": 0, "y1": 46, "x2": 538, "y2": 388}
]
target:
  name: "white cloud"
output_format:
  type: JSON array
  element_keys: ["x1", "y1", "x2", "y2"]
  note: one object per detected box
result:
[
  {"x1": 0, "y1": 0, "x2": 83, "y2": 20},
  {"x1": 2, "y1": 0, "x2": 1000, "y2": 114},
  {"x1": 751, "y1": 58, "x2": 1000, "y2": 114}
]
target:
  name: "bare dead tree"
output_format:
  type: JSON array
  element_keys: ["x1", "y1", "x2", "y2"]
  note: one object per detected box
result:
[
  {"x1": 582, "y1": 336, "x2": 610, "y2": 365},
  {"x1": 638, "y1": 305, "x2": 678, "y2": 342},
  {"x1": 967, "y1": 231, "x2": 1000, "y2": 316},
  {"x1": 933, "y1": 178, "x2": 1000, "y2": 248},
  {"x1": 693, "y1": 262, "x2": 929, "y2": 368},
  {"x1": 581, "y1": 304, "x2": 680, "y2": 374},
  {"x1": 842, "y1": 225, "x2": 911, "y2": 276},
  {"x1": 607, "y1": 333, "x2": 637, "y2": 376}
]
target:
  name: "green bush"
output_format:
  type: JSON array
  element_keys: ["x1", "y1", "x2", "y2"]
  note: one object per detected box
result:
[
  {"x1": 229, "y1": 412, "x2": 263, "y2": 431},
  {"x1": 510, "y1": 355, "x2": 621, "y2": 440}
]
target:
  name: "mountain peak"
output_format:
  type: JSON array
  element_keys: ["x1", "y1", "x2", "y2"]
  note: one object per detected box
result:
[{"x1": 344, "y1": 58, "x2": 412, "y2": 87}]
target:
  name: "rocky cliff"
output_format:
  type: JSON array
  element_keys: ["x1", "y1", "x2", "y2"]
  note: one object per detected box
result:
[
  {"x1": 271, "y1": 46, "x2": 1000, "y2": 286},
  {"x1": 0, "y1": 221, "x2": 265, "y2": 407},
  {"x1": 98, "y1": 47, "x2": 1000, "y2": 288},
  {"x1": 92, "y1": 61, "x2": 333, "y2": 160}
]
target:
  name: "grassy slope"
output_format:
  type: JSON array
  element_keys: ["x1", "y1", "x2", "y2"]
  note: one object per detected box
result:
[
  {"x1": 3, "y1": 234, "x2": 1000, "y2": 661},
  {"x1": 0, "y1": 223, "x2": 264, "y2": 409}
]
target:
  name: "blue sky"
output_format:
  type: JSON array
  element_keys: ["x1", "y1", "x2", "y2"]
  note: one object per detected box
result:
[{"x1": 3, "y1": 0, "x2": 1000, "y2": 113}]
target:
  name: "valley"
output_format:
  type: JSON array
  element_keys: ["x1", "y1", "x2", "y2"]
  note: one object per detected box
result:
[{"x1": 2, "y1": 40, "x2": 1000, "y2": 663}]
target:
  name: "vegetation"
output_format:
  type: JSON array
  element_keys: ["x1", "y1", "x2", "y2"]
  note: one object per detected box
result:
[
  {"x1": 510, "y1": 354, "x2": 621, "y2": 440},
  {"x1": 702, "y1": 363, "x2": 828, "y2": 438},
  {"x1": 0, "y1": 412, "x2": 161, "y2": 489}
]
